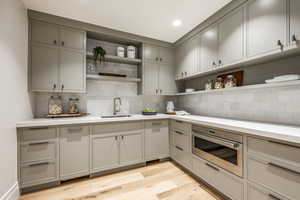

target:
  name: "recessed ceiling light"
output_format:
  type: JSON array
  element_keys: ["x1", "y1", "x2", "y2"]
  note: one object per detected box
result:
[{"x1": 172, "y1": 20, "x2": 182, "y2": 27}]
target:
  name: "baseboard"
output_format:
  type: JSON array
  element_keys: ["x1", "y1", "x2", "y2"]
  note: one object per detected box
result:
[{"x1": 0, "y1": 182, "x2": 19, "y2": 200}]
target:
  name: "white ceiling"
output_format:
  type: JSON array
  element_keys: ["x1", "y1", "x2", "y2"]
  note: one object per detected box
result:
[{"x1": 22, "y1": 0, "x2": 232, "y2": 43}]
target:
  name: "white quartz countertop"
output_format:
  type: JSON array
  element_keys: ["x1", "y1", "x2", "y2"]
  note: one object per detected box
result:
[{"x1": 16, "y1": 114, "x2": 300, "y2": 144}]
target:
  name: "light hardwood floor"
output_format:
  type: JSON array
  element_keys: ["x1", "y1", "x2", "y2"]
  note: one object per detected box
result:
[{"x1": 20, "y1": 161, "x2": 225, "y2": 200}]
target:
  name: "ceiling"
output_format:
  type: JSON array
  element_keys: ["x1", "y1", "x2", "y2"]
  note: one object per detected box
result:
[{"x1": 22, "y1": 0, "x2": 232, "y2": 43}]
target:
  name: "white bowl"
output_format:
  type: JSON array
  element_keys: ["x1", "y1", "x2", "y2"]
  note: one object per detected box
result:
[{"x1": 185, "y1": 88, "x2": 195, "y2": 93}]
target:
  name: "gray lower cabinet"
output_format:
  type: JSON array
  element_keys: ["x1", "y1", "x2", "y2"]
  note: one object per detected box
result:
[
  {"x1": 145, "y1": 120, "x2": 169, "y2": 161},
  {"x1": 247, "y1": 183, "x2": 289, "y2": 200},
  {"x1": 193, "y1": 156, "x2": 244, "y2": 200},
  {"x1": 18, "y1": 127, "x2": 59, "y2": 188},
  {"x1": 120, "y1": 132, "x2": 144, "y2": 166},
  {"x1": 30, "y1": 19, "x2": 86, "y2": 93},
  {"x1": 290, "y1": 0, "x2": 300, "y2": 44},
  {"x1": 218, "y1": 6, "x2": 244, "y2": 66},
  {"x1": 59, "y1": 126, "x2": 90, "y2": 181},
  {"x1": 246, "y1": 0, "x2": 286, "y2": 57},
  {"x1": 91, "y1": 135, "x2": 119, "y2": 172}
]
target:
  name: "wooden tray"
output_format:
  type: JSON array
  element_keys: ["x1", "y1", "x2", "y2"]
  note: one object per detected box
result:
[
  {"x1": 165, "y1": 112, "x2": 176, "y2": 115},
  {"x1": 46, "y1": 113, "x2": 89, "y2": 118}
]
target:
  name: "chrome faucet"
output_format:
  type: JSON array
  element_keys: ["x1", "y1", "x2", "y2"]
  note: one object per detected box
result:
[{"x1": 113, "y1": 97, "x2": 122, "y2": 115}]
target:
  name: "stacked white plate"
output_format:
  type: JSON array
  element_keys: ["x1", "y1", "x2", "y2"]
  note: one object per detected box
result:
[{"x1": 265, "y1": 74, "x2": 300, "y2": 83}]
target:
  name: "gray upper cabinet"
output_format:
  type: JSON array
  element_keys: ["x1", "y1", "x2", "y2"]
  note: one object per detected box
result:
[
  {"x1": 200, "y1": 26, "x2": 219, "y2": 72},
  {"x1": 59, "y1": 126, "x2": 90, "y2": 180},
  {"x1": 60, "y1": 49, "x2": 86, "y2": 92},
  {"x1": 60, "y1": 28, "x2": 85, "y2": 51},
  {"x1": 31, "y1": 20, "x2": 59, "y2": 46},
  {"x1": 31, "y1": 44, "x2": 59, "y2": 92},
  {"x1": 143, "y1": 44, "x2": 176, "y2": 95},
  {"x1": 218, "y1": 7, "x2": 245, "y2": 66},
  {"x1": 30, "y1": 20, "x2": 86, "y2": 93},
  {"x1": 290, "y1": 0, "x2": 300, "y2": 44},
  {"x1": 246, "y1": 0, "x2": 286, "y2": 58}
]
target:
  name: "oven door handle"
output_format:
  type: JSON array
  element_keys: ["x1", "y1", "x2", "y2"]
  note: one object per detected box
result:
[{"x1": 193, "y1": 131, "x2": 240, "y2": 149}]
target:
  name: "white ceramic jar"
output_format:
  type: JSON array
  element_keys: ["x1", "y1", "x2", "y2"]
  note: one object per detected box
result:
[
  {"x1": 127, "y1": 46, "x2": 136, "y2": 59},
  {"x1": 117, "y1": 47, "x2": 125, "y2": 57}
]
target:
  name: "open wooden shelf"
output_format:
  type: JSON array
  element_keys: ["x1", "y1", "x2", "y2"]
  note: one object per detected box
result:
[
  {"x1": 86, "y1": 54, "x2": 142, "y2": 65},
  {"x1": 175, "y1": 80, "x2": 300, "y2": 96},
  {"x1": 86, "y1": 74, "x2": 141, "y2": 83}
]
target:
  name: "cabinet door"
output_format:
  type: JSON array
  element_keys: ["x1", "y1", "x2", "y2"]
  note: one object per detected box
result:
[
  {"x1": 143, "y1": 44, "x2": 160, "y2": 63},
  {"x1": 143, "y1": 62, "x2": 159, "y2": 95},
  {"x1": 60, "y1": 49, "x2": 86, "y2": 92},
  {"x1": 31, "y1": 44, "x2": 59, "y2": 92},
  {"x1": 92, "y1": 135, "x2": 119, "y2": 172},
  {"x1": 159, "y1": 47, "x2": 173, "y2": 65},
  {"x1": 31, "y1": 20, "x2": 59, "y2": 46},
  {"x1": 59, "y1": 126, "x2": 89, "y2": 180},
  {"x1": 158, "y1": 64, "x2": 177, "y2": 95},
  {"x1": 219, "y1": 7, "x2": 244, "y2": 66},
  {"x1": 60, "y1": 28, "x2": 86, "y2": 51},
  {"x1": 200, "y1": 26, "x2": 219, "y2": 72},
  {"x1": 145, "y1": 121, "x2": 169, "y2": 161},
  {"x1": 175, "y1": 44, "x2": 185, "y2": 79},
  {"x1": 290, "y1": 0, "x2": 300, "y2": 44},
  {"x1": 246, "y1": 0, "x2": 286, "y2": 57},
  {"x1": 120, "y1": 132, "x2": 143, "y2": 166}
]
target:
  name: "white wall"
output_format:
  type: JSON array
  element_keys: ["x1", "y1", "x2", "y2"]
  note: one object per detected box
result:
[{"x1": 0, "y1": 0, "x2": 32, "y2": 199}]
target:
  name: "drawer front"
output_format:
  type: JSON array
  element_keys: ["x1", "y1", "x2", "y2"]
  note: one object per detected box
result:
[
  {"x1": 93, "y1": 122, "x2": 144, "y2": 135},
  {"x1": 247, "y1": 183, "x2": 289, "y2": 200},
  {"x1": 193, "y1": 156, "x2": 216, "y2": 184},
  {"x1": 21, "y1": 127, "x2": 57, "y2": 142},
  {"x1": 248, "y1": 137, "x2": 300, "y2": 166},
  {"x1": 21, "y1": 162, "x2": 57, "y2": 187},
  {"x1": 172, "y1": 131, "x2": 189, "y2": 152},
  {"x1": 248, "y1": 156, "x2": 300, "y2": 200},
  {"x1": 145, "y1": 120, "x2": 168, "y2": 129},
  {"x1": 20, "y1": 141, "x2": 56, "y2": 163},
  {"x1": 173, "y1": 145, "x2": 192, "y2": 170},
  {"x1": 171, "y1": 120, "x2": 188, "y2": 132}
]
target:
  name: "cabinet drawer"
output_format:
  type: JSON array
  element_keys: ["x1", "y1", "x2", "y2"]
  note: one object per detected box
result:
[
  {"x1": 247, "y1": 183, "x2": 289, "y2": 200},
  {"x1": 145, "y1": 120, "x2": 168, "y2": 129},
  {"x1": 248, "y1": 156, "x2": 300, "y2": 200},
  {"x1": 21, "y1": 161, "x2": 57, "y2": 187},
  {"x1": 172, "y1": 145, "x2": 192, "y2": 170},
  {"x1": 21, "y1": 127, "x2": 57, "y2": 142},
  {"x1": 171, "y1": 120, "x2": 188, "y2": 133},
  {"x1": 248, "y1": 137, "x2": 300, "y2": 166},
  {"x1": 93, "y1": 122, "x2": 144, "y2": 135},
  {"x1": 193, "y1": 156, "x2": 243, "y2": 200},
  {"x1": 172, "y1": 131, "x2": 189, "y2": 152},
  {"x1": 20, "y1": 141, "x2": 56, "y2": 163}
]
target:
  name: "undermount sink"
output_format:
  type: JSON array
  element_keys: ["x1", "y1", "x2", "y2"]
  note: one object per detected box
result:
[{"x1": 101, "y1": 115, "x2": 132, "y2": 118}]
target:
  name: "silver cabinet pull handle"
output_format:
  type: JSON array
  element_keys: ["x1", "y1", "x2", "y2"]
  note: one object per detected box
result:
[
  {"x1": 292, "y1": 35, "x2": 297, "y2": 42},
  {"x1": 160, "y1": 58, "x2": 162, "y2": 61},
  {"x1": 268, "y1": 194, "x2": 281, "y2": 200},
  {"x1": 175, "y1": 131, "x2": 183, "y2": 135},
  {"x1": 53, "y1": 40, "x2": 57, "y2": 45},
  {"x1": 29, "y1": 142, "x2": 49, "y2": 146},
  {"x1": 29, "y1": 127, "x2": 49, "y2": 130},
  {"x1": 68, "y1": 127, "x2": 82, "y2": 132},
  {"x1": 155, "y1": 57, "x2": 159, "y2": 61},
  {"x1": 212, "y1": 62, "x2": 216, "y2": 66},
  {"x1": 175, "y1": 146, "x2": 183, "y2": 151},
  {"x1": 218, "y1": 60, "x2": 222, "y2": 65},
  {"x1": 53, "y1": 84, "x2": 57, "y2": 90},
  {"x1": 29, "y1": 162, "x2": 49, "y2": 167},
  {"x1": 121, "y1": 135, "x2": 124, "y2": 140},
  {"x1": 268, "y1": 162, "x2": 300, "y2": 175},
  {"x1": 175, "y1": 120, "x2": 183, "y2": 123},
  {"x1": 152, "y1": 122, "x2": 162, "y2": 126},
  {"x1": 61, "y1": 84, "x2": 64, "y2": 91},
  {"x1": 61, "y1": 41, "x2": 65, "y2": 46},
  {"x1": 115, "y1": 136, "x2": 118, "y2": 141},
  {"x1": 206, "y1": 163, "x2": 220, "y2": 172},
  {"x1": 268, "y1": 140, "x2": 300, "y2": 149}
]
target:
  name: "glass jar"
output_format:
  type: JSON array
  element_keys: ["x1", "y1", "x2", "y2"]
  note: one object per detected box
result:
[
  {"x1": 68, "y1": 98, "x2": 80, "y2": 114},
  {"x1": 214, "y1": 77, "x2": 224, "y2": 89},
  {"x1": 205, "y1": 79, "x2": 214, "y2": 90},
  {"x1": 48, "y1": 96, "x2": 63, "y2": 115},
  {"x1": 225, "y1": 75, "x2": 237, "y2": 88}
]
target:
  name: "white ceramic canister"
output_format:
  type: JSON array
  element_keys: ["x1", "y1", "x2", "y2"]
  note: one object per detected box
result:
[
  {"x1": 117, "y1": 47, "x2": 125, "y2": 57},
  {"x1": 127, "y1": 46, "x2": 136, "y2": 59}
]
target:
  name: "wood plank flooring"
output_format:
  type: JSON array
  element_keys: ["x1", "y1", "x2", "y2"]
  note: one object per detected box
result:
[{"x1": 20, "y1": 161, "x2": 225, "y2": 200}]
